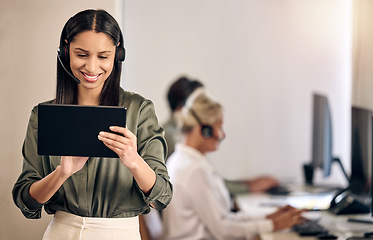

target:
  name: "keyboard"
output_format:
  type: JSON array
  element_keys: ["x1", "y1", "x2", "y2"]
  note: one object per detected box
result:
[
  {"x1": 292, "y1": 220, "x2": 328, "y2": 236},
  {"x1": 266, "y1": 186, "x2": 290, "y2": 195}
]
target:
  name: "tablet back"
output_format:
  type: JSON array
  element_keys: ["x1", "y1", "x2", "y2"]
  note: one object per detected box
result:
[{"x1": 38, "y1": 104, "x2": 126, "y2": 158}]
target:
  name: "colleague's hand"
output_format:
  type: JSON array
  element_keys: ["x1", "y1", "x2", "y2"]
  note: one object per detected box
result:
[
  {"x1": 60, "y1": 156, "x2": 89, "y2": 177},
  {"x1": 98, "y1": 126, "x2": 141, "y2": 169},
  {"x1": 244, "y1": 176, "x2": 279, "y2": 192},
  {"x1": 266, "y1": 205, "x2": 304, "y2": 231}
]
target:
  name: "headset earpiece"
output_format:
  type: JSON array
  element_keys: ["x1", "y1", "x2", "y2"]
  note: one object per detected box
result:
[
  {"x1": 200, "y1": 125, "x2": 213, "y2": 139},
  {"x1": 116, "y1": 46, "x2": 125, "y2": 62},
  {"x1": 57, "y1": 45, "x2": 69, "y2": 62},
  {"x1": 189, "y1": 108, "x2": 214, "y2": 139},
  {"x1": 57, "y1": 43, "x2": 81, "y2": 84}
]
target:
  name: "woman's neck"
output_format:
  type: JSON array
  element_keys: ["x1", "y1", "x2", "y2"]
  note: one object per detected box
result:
[
  {"x1": 77, "y1": 88, "x2": 101, "y2": 105},
  {"x1": 183, "y1": 135, "x2": 206, "y2": 155}
]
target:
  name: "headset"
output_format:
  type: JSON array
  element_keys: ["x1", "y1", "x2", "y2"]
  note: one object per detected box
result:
[
  {"x1": 189, "y1": 108, "x2": 214, "y2": 139},
  {"x1": 57, "y1": 43, "x2": 126, "y2": 84}
]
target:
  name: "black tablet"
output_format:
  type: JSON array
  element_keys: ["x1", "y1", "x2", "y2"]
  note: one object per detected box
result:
[{"x1": 38, "y1": 104, "x2": 126, "y2": 158}]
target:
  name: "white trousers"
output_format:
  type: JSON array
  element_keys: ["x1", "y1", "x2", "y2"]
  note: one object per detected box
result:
[{"x1": 42, "y1": 211, "x2": 141, "y2": 240}]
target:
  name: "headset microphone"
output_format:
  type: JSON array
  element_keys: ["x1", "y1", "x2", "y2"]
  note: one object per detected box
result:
[{"x1": 57, "y1": 48, "x2": 81, "y2": 84}]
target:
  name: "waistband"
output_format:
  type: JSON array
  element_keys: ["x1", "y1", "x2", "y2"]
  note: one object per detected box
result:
[{"x1": 53, "y1": 211, "x2": 139, "y2": 230}]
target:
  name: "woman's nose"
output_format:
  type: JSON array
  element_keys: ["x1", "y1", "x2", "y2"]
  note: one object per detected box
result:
[
  {"x1": 218, "y1": 130, "x2": 226, "y2": 142},
  {"x1": 86, "y1": 57, "x2": 98, "y2": 72}
]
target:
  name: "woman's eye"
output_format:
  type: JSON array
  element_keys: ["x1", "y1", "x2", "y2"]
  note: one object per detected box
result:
[
  {"x1": 77, "y1": 54, "x2": 87, "y2": 58},
  {"x1": 98, "y1": 56, "x2": 108, "y2": 59}
]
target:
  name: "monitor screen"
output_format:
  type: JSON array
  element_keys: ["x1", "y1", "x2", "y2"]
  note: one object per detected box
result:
[
  {"x1": 311, "y1": 93, "x2": 333, "y2": 177},
  {"x1": 350, "y1": 107, "x2": 372, "y2": 199},
  {"x1": 304, "y1": 93, "x2": 348, "y2": 185}
]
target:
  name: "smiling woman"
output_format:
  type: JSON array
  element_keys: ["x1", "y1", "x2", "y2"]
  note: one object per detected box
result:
[
  {"x1": 69, "y1": 31, "x2": 116, "y2": 104},
  {"x1": 54, "y1": 9, "x2": 126, "y2": 106},
  {"x1": 12, "y1": 9, "x2": 172, "y2": 240}
]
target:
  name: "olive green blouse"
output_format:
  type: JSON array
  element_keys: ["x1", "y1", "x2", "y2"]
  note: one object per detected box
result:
[{"x1": 12, "y1": 88, "x2": 173, "y2": 219}]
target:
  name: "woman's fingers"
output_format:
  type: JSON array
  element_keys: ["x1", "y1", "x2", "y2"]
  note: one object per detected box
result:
[
  {"x1": 99, "y1": 131, "x2": 125, "y2": 145},
  {"x1": 110, "y1": 126, "x2": 135, "y2": 139},
  {"x1": 98, "y1": 126, "x2": 138, "y2": 161},
  {"x1": 98, "y1": 127, "x2": 134, "y2": 144}
]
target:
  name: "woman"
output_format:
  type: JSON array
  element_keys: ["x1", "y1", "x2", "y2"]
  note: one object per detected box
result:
[
  {"x1": 12, "y1": 9, "x2": 172, "y2": 240},
  {"x1": 162, "y1": 88, "x2": 302, "y2": 239},
  {"x1": 164, "y1": 76, "x2": 279, "y2": 195},
  {"x1": 163, "y1": 76, "x2": 204, "y2": 160}
]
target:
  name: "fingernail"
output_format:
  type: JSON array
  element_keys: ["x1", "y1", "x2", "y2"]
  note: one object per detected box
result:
[{"x1": 110, "y1": 126, "x2": 115, "y2": 130}]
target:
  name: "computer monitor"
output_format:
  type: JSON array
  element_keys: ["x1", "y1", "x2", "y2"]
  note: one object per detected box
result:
[
  {"x1": 350, "y1": 107, "x2": 372, "y2": 199},
  {"x1": 303, "y1": 93, "x2": 348, "y2": 185},
  {"x1": 328, "y1": 106, "x2": 372, "y2": 215},
  {"x1": 370, "y1": 113, "x2": 373, "y2": 217}
]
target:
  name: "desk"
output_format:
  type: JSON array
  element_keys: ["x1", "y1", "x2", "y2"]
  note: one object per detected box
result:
[{"x1": 235, "y1": 192, "x2": 373, "y2": 240}]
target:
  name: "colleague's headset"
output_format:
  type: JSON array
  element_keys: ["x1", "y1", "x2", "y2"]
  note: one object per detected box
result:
[
  {"x1": 189, "y1": 108, "x2": 214, "y2": 139},
  {"x1": 57, "y1": 42, "x2": 126, "y2": 84}
]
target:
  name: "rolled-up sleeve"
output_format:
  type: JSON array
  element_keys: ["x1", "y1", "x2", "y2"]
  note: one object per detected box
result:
[
  {"x1": 127, "y1": 96, "x2": 173, "y2": 210},
  {"x1": 12, "y1": 107, "x2": 45, "y2": 219}
]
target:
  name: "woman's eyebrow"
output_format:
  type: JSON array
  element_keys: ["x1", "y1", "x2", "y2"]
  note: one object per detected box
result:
[
  {"x1": 74, "y1": 47, "x2": 112, "y2": 54},
  {"x1": 74, "y1": 47, "x2": 88, "y2": 52},
  {"x1": 98, "y1": 51, "x2": 111, "y2": 54}
]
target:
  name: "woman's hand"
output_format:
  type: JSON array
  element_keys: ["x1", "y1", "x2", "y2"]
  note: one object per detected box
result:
[
  {"x1": 98, "y1": 126, "x2": 141, "y2": 169},
  {"x1": 29, "y1": 156, "x2": 89, "y2": 204},
  {"x1": 98, "y1": 126, "x2": 156, "y2": 194},
  {"x1": 60, "y1": 156, "x2": 89, "y2": 177},
  {"x1": 266, "y1": 205, "x2": 304, "y2": 231},
  {"x1": 244, "y1": 176, "x2": 279, "y2": 192}
]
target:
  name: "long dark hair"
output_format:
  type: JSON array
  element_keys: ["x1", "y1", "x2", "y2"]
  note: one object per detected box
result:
[{"x1": 55, "y1": 9, "x2": 124, "y2": 106}]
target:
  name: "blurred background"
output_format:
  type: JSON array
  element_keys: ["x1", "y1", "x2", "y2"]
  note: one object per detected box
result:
[{"x1": 1, "y1": 0, "x2": 373, "y2": 239}]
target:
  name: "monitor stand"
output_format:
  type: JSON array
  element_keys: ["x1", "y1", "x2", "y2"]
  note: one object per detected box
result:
[
  {"x1": 303, "y1": 157, "x2": 349, "y2": 186},
  {"x1": 332, "y1": 157, "x2": 349, "y2": 181}
]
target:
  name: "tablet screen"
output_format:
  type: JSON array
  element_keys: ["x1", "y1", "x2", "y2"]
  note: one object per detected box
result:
[{"x1": 38, "y1": 104, "x2": 126, "y2": 158}]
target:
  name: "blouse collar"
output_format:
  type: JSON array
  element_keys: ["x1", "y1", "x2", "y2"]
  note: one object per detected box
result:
[{"x1": 175, "y1": 143, "x2": 215, "y2": 172}]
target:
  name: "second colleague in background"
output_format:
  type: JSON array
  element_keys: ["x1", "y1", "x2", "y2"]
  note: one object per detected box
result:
[
  {"x1": 140, "y1": 76, "x2": 283, "y2": 240},
  {"x1": 164, "y1": 76, "x2": 279, "y2": 196},
  {"x1": 162, "y1": 88, "x2": 303, "y2": 239}
]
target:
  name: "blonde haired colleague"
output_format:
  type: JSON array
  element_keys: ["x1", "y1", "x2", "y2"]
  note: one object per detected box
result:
[{"x1": 162, "y1": 88, "x2": 303, "y2": 240}]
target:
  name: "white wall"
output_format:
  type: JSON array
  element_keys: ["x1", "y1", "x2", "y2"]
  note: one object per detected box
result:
[
  {"x1": 122, "y1": 0, "x2": 352, "y2": 184},
  {"x1": 352, "y1": 0, "x2": 373, "y2": 110},
  {"x1": 0, "y1": 1, "x2": 117, "y2": 239},
  {"x1": 0, "y1": 0, "x2": 360, "y2": 239}
]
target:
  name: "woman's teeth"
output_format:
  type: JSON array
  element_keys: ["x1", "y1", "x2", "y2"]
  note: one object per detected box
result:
[
  {"x1": 82, "y1": 72, "x2": 101, "y2": 81},
  {"x1": 83, "y1": 73, "x2": 99, "y2": 78}
]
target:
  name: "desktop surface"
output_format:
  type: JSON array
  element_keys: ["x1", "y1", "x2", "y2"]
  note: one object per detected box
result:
[
  {"x1": 237, "y1": 184, "x2": 337, "y2": 212},
  {"x1": 235, "y1": 184, "x2": 372, "y2": 240}
]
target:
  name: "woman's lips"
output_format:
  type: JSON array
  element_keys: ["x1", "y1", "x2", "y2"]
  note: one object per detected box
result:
[{"x1": 81, "y1": 72, "x2": 102, "y2": 82}]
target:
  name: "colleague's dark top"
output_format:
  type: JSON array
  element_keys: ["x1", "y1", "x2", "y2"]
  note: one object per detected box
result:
[{"x1": 12, "y1": 88, "x2": 173, "y2": 219}]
